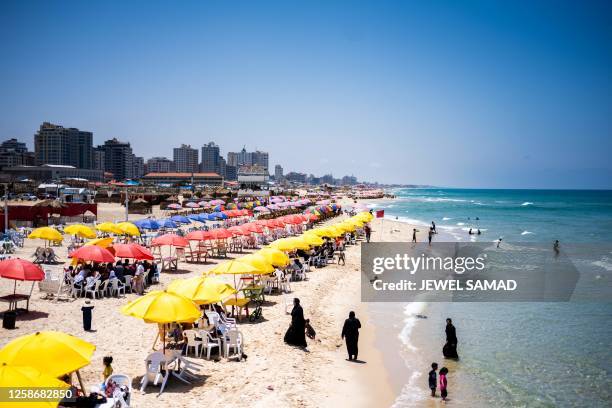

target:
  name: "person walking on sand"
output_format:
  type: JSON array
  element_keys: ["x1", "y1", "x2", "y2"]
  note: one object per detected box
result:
[
  {"x1": 284, "y1": 298, "x2": 308, "y2": 351},
  {"x1": 364, "y1": 224, "x2": 371, "y2": 243},
  {"x1": 428, "y1": 362, "x2": 438, "y2": 397},
  {"x1": 412, "y1": 228, "x2": 419, "y2": 243},
  {"x1": 443, "y1": 318, "x2": 459, "y2": 359},
  {"x1": 341, "y1": 311, "x2": 362, "y2": 361},
  {"x1": 439, "y1": 367, "x2": 449, "y2": 401},
  {"x1": 428, "y1": 228, "x2": 434, "y2": 246}
]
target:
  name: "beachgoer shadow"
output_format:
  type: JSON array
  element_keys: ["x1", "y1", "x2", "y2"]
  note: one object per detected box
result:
[{"x1": 346, "y1": 359, "x2": 366, "y2": 364}]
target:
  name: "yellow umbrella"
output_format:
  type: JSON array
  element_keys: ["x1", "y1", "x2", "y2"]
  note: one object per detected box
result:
[
  {"x1": 95, "y1": 222, "x2": 123, "y2": 235},
  {"x1": 84, "y1": 237, "x2": 114, "y2": 248},
  {"x1": 239, "y1": 254, "x2": 275, "y2": 274},
  {"x1": 336, "y1": 221, "x2": 357, "y2": 232},
  {"x1": 354, "y1": 212, "x2": 373, "y2": 222},
  {"x1": 299, "y1": 233, "x2": 325, "y2": 246},
  {"x1": 309, "y1": 227, "x2": 335, "y2": 237},
  {"x1": 269, "y1": 237, "x2": 310, "y2": 252},
  {"x1": 207, "y1": 260, "x2": 259, "y2": 275},
  {"x1": 0, "y1": 362, "x2": 68, "y2": 408},
  {"x1": 0, "y1": 331, "x2": 95, "y2": 378},
  {"x1": 326, "y1": 226, "x2": 345, "y2": 238},
  {"x1": 167, "y1": 276, "x2": 236, "y2": 305},
  {"x1": 346, "y1": 218, "x2": 366, "y2": 228},
  {"x1": 64, "y1": 224, "x2": 96, "y2": 239},
  {"x1": 28, "y1": 227, "x2": 62, "y2": 242},
  {"x1": 256, "y1": 248, "x2": 290, "y2": 267},
  {"x1": 121, "y1": 290, "x2": 200, "y2": 324},
  {"x1": 115, "y1": 221, "x2": 140, "y2": 237}
]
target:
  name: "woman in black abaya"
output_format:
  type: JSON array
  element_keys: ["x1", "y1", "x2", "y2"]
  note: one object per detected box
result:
[{"x1": 284, "y1": 298, "x2": 307, "y2": 348}]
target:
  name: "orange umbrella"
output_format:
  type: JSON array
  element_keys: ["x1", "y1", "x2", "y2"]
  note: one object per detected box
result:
[
  {"x1": 185, "y1": 230, "x2": 212, "y2": 241},
  {"x1": 241, "y1": 223, "x2": 264, "y2": 234},
  {"x1": 151, "y1": 234, "x2": 188, "y2": 247},
  {"x1": 208, "y1": 229, "x2": 233, "y2": 240},
  {"x1": 228, "y1": 226, "x2": 250, "y2": 236}
]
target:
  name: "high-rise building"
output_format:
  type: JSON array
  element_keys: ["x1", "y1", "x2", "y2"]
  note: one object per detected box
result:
[
  {"x1": 274, "y1": 164, "x2": 283, "y2": 180},
  {"x1": 200, "y1": 142, "x2": 222, "y2": 174},
  {"x1": 92, "y1": 146, "x2": 106, "y2": 171},
  {"x1": 100, "y1": 138, "x2": 134, "y2": 180},
  {"x1": 34, "y1": 122, "x2": 93, "y2": 168},
  {"x1": 251, "y1": 150, "x2": 269, "y2": 171},
  {"x1": 146, "y1": 157, "x2": 175, "y2": 173},
  {"x1": 225, "y1": 165, "x2": 237, "y2": 181},
  {"x1": 0, "y1": 138, "x2": 35, "y2": 169},
  {"x1": 132, "y1": 156, "x2": 145, "y2": 179},
  {"x1": 173, "y1": 144, "x2": 199, "y2": 173},
  {"x1": 227, "y1": 146, "x2": 269, "y2": 172}
]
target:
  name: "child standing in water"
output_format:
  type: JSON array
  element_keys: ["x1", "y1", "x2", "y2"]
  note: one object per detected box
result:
[
  {"x1": 428, "y1": 362, "x2": 438, "y2": 397},
  {"x1": 439, "y1": 367, "x2": 449, "y2": 401}
]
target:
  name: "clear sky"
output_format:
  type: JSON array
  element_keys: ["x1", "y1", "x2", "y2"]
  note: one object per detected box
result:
[{"x1": 1, "y1": 0, "x2": 611, "y2": 188}]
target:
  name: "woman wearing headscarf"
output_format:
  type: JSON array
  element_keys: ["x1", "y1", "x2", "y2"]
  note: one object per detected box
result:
[
  {"x1": 284, "y1": 298, "x2": 308, "y2": 349},
  {"x1": 341, "y1": 311, "x2": 362, "y2": 360}
]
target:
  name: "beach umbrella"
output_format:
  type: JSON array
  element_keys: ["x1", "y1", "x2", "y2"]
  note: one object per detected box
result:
[
  {"x1": 239, "y1": 254, "x2": 275, "y2": 274},
  {"x1": 120, "y1": 290, "x2": 200, "y2": 324},
  {"x1": 269, "y1": 238, "x2": 307, "y2": 252},
  {"x1": 299, "y1": 233, "x2": 325, "y2": 246},
  {"x1": 120, "y1": 290, "x2": 200, "y2": 351},
  {"x1": 184, "y1": 202, "x2": 200, "y2": 208},
  {"x1": 159, "y1": 218, "x2": 179, "y2": 228},
  {"x1": 112, "y1": 243, "x2": 154, "y2": 260},
  {"x1": 228, "y1": 226, "x2": 250, "y2": 236},
  {"x1": 207, "y1": 229, "x2": 233, "y2": 240},
  {"x1": 115, "y1": 221, "x2": 141, "y2": 237},
  {"x1": 95, "y1": 222, "x2": 124, "y2": 235},
  {"x1": 84, "y1": 237, "x2": 114, "y2": 248},
  {"x1": 0, "y1": 363, "x2": 68, "y2": 408},
  {"x1": 167, "y1": 276, "x2": 236, "y2": 305},
  {"x1": 185, "y1": 230, "x2": 212, "y2": 241},
  {"x1": 187, "y1": 214, "x2": 205, "y2": 222},
  {"x1": 241, "y1": 223, "x2": 264, "y2": 234},
  {"x1": 210, "y1": 211, "x2": 227, "y2": 220},
  {"x1": 253, "y1": 206, "x2": 270, "y2": 213},
  {"x1": 170, "y1": 215, "x2": 191, "y2": 224},
  {"x1": 64, "y1": 224, "x2": 96, "y2": 239},
  {"x1": 198, "y1": 201, "x2": 209, "y2": 207},
  {"x1": 69, "y1": 245, "x2": 115, "y2": 263},
  {"x1": 355, "y1": 212, "x2": 373, "y2": 222},
  {"x1": 207, "y1": 260, "x2": 258, "y2": 276},
  {"x1": 0, "y1": 258, "x2": 45, "y2": 281},
  {"x1": 167, "y1": 203, "x2": 181, "y2": 210},
  {"x1": 0, "y1": 331, "x2": 95, "y2": 383},
  {"x1": 152, "y1": 234, "x2": 189, "y2": 247},
  {"x1": 256, "y1": 248, "x2": 290, "y2": 267},
  {"x1": 134, "y1": 218, "x2": 160, "y2": 230},
  {"x1": 28, "y1": 227, "x2": 62, "y2": 243},
  {"x1": 209, "y1": 199, "x2": 225, "y2": 205}
]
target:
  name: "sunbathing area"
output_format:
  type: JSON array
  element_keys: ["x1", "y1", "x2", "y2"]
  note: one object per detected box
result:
[{"x1": 0, "y1": 196, "x2": 382, "y2": 407}]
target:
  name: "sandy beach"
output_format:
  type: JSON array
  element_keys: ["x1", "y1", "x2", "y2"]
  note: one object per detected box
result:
[{"x1": 0, "y1": 198, "x2": 430, "y2": 408}]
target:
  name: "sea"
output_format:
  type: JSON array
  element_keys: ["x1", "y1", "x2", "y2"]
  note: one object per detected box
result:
[{"x1": 366, "y1": 188, "x2": 612, "y2": 407}]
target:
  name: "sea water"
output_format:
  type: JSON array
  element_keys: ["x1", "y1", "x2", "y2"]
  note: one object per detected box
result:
[{"x1": 368, "y1": 188, "x2": 612, "y2": 407}]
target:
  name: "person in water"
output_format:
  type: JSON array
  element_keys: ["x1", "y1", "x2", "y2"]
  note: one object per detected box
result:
[
  {"x1": 477, "y1": 229, "x2": 481, "y2": 235},
  {"x1": 341, "y1": 311, "x2": 362, "y2": 361},
  {"x1": 431, "y1": 221, "x2": 437, "y2": 234},
  {"x1": 428, "y1": 228, "x2": 434, "y2": 246},
  {"x1": 497, "y1": 237, "x2": 503, "y2": 248},
  {"x1": 443, "y1": 318, "x2": 459, "y2": 359},
  {"x1": 439, "y1": 367, "x2": 449, "y2": 401},
  {"x1": 468, "y1": 228, "x2": 473, "y2": 235},
  {"x1": 428, "y1": 362, "x2": 438, "y2": 397},
  {"x1": 284, "y1": 298, "x2": 308, "y2": 350},
  {"x1": 554, "y1": 240, "x2": 560, "y2": 254}
]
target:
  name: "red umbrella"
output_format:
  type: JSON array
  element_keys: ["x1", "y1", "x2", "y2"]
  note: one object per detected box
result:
[
  {"x1": 228, "y1": 226, "x2": 250, "y2": 236},
  {"x1": 112, "y1": 243, "x2": 154, "y2": 260},
  {"x1": 70, "y1": 245, "x2": 116, "y2": 263},
  {"x1": 0, "y1": 259, "x2": 45, "y2": 281},
  {"x1": 208, "y1": 229, "x2": 233, "y2": 240},
  {"x1": 185, "y1": 230, "x2": 212, "y2": 241},
  {"x1": 151, "y1": 234, "x2": 189, "y2": 247},
  {"x1": 241, "y1": 223, "x2": 264, "y2": 233}
]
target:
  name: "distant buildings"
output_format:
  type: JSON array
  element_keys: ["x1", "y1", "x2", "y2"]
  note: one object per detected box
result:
[
  {"x1": 285, "y1": 171, "x2": 307, "y2": 184},
  {"x1": 200, "y1": 142, "x2": 223, "y2": 174},
  {"x1": 274, "y1": 164, "x2": 283, "y2": 181},
  {"x1": 34, "y1": 122, "x2": 93, "y2": 169},
  {"x1": 0, "y1": 138, "x2": 35, "y2": 169},
  {"x1": 100, "y1": 138, "x2": 134, "y2": 180},
  {"x1": 133, "y1": 156, "x2": 145, "y2": 179},
  {"x1": 146, "y1": 157, "x2": 175, "y2": 173},
  {"x1": 237, "y1": 164, "x2": 269, "y2": 196},
  {"x1": 173, "y1": 144, "x2": 198, "y2": 173},
  {"x1": 141, "y1": 172, "x2": 223, "y2": 186},
  {"x1": 227, "y1": 147, "x2": 269, "y2": 172}
]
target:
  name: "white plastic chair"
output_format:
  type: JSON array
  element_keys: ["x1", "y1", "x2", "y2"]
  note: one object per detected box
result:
[
  {"x1": 199, "y1": 330, "x2": 221, "y2": 359},
  {"x1": 140, "y1": 352, "x2": 170, "y2": 396},
  {"x1": 123, "y1": 275, "x2": 133, "y2": 293},
  {"x1": 223, "y1": 329, "x2": 243, "y2": 360},
  {"x1": 183, "y1": 329, "x2": 202, "y2": 357},
  {"x1": 109, "y1": 278, "x2": 126, "y2": 297},
  {"x1": 105, "y1": 374, "x2": 132, "y2": 407},
  {"x1": 85, "y1": 279, "x2": 101, "y2": 299}
]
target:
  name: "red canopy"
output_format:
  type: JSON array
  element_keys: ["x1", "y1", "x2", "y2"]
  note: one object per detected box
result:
[
  {"x1": 241, "y1": 223, "x2": 264, "y2": 233},
  {"x1": 185, "y1": 230, "x2": 211, "y2": 241},
  {"x1": 207, "y1": 229, "x2": 233, "y2": 240},
  {"x1": 70, "y1": 245, "x2": 116, "y2": 263},
  {"x1": 228, "y1": 226, "x2": 250, "y2": 236},
  {"x1": 0, "y1": 259, "x2": 44, "y2": 281},
  {"x1": 151, "y1": 234, "x2": 189, "y2": 247},
  {"x1": 112, "y1": 243, "x2": 154, "y2": 260}
]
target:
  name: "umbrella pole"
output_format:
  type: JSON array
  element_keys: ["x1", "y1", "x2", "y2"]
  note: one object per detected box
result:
[{"x1": 75, "y1": 370, "x2": 86, "y2": 393}]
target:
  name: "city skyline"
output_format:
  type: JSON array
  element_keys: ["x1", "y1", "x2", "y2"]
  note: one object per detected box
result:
[{"x1": 1, "y1": 1, "x2": 611, "y2": 188}]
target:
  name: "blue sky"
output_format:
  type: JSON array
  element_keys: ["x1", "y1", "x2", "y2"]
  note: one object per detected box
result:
[{"x1": 1, "y1": 0, "x2": 611, "y2": 188}]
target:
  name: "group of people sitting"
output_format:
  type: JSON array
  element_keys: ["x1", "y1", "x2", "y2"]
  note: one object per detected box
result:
[{"x1": 66, "y1": 259, "x2": 159, "y2": 297}]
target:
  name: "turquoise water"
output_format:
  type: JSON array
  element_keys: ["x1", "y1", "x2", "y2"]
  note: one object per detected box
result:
[{"x1": 369, "y1": 189, "x2": 612, "y2": 407}]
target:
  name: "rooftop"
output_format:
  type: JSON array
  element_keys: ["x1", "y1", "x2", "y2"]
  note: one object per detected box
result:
[{"x1": 143, "y1": 172, "x2": 221, "y2": 178}]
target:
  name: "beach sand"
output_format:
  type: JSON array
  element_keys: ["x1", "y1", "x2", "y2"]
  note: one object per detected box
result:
[{"x1": 0, "y1": 200, "x2": 432, "y2": 408}]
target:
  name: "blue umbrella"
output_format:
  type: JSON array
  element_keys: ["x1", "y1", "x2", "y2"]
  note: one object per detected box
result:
[
  {"x1": 134, "y1": 219, "x2": 160, "y2": 230},
  {"x1": 188, "y1": 214, "x2": 206, "y2": 223},
  {"x1": 171, "y1": 215, "x2": 192, "y2": 224},
  {"x1": 210, "y1": 211, "x2": 228, "y2": 220},
  {"x1": 159, "y1": 218, "x2": 179, "y2": 228}
]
